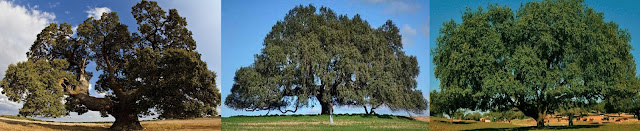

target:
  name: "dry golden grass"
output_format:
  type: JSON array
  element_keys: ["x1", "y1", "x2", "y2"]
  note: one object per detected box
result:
[
  {"x1": 431, "y1": 115, "x2": 640, "y2": 131},
  {"x1": 0, "y1": 117, "x2": 220, "y2": 131},
  {"x1": 142, "y1": 117, "x2": 221, "y2": 131},
  {"x1": 412, "y1": 116, "x2": 429, "y2": 122}
]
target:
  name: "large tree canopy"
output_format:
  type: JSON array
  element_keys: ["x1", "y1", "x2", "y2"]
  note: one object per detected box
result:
[
  {"x1": 0, "y1": 1, "x2": 220, "y2": 130},
  {"x1": 431, "y1": 0, "x2": 638, "y2": 128},
  {"x1": 225, "y1": 5, "x2": 426, "y2": 115}
]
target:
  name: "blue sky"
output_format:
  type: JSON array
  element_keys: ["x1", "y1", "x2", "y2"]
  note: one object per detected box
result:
[
  {"x1": 222, "y1": 0, "x2": 429, "y2": 117},
  {"x1": 429, "y1": 0, "x2": 640, "y2": 97},
  {"x1": 0, "y1": 0, "x2": 221, "y2": 122}
]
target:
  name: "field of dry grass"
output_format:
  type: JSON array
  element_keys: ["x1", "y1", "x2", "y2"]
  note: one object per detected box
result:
[
  {"x1": 431, "y1": 114, "x2": 640, "y2": 131},
  {"x1": 413, "y1": 116, "x2": 429, "y2": 122},
  {"x1": 0, "y1": 116, "x2": 220, "y2": 131}
]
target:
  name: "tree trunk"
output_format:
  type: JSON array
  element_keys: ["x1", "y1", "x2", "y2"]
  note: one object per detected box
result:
[
  {"x1": 535, "y1": 112, "x2": 546, "y2": 128},
  {"x1": 568, "y1": 114, "x2": 574, "y2": 126},
  {"x1": 363, "y1": 106, "x2": 369, "y2": 114},
  {"x1": 319, "y1": 99, "x2": 332, "y2": 115},
  {"x1": 370, "y1": 104, "x2": 380, "y2": 115},
  {"x1": 111, "y1": 114, "x2": 142, "y2": 130},
  {"x1": 110, "y1": 102, "x2": 142, "y2": 130}
]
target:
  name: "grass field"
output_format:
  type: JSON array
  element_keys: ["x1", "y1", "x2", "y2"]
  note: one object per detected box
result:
[
  {"x1": 430, "y1": 117, "x2": 640, "y2": 131},
  {"x1": 0, "y1": 115, "x2": 43, "y2": 122},
  {"x1": 222, "y1": 114, "x2": 429, "y2": 131},
  {"x1": 0, "y1": 115, "x2": 221, "y2": 131}
]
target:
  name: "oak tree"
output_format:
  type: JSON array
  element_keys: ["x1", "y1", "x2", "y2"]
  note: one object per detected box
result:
[
  {"x1": 1, "y1": 1, "x2": 220, "y2": 130},
  {"x1": 432, "y1": 0, "x2": 637, "y2": 128},
  {"x1": 225, "y1": 5, "x2": 426, "y2": 115}
]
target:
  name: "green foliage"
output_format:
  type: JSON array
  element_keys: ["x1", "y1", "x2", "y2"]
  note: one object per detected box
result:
[
  {"x1": 453, "y1": 109, "x2": 466, "y2": 120},
  {"x1": 1, "y1": 59, "x2": 74, "y2": 117},
  {"x1": 432, "y1": 0, "x2": 637, "y2": 127},
  {"x1": 484, "y1": 109, "x2": 527, "y2": 121},
  {"x1": 430, "y1": 89, "x2": 469, "y2": 118},
  {"x1": 225, "y1": 5, "x2": 426, "y2": 114},
  {"x1": 629, "y1": 93, "x2": 640, "y2": 119},
  {"x1": 464, "y1": 112, "x2": 483, "y2": 121}
]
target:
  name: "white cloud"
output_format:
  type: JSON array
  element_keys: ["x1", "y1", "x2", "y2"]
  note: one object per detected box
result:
[
  {"x1": 355, "y1": 0, "x2": 421, "y2": 14},
  {"x1": 86, "y1": 7, "x2": 111, "y2": 20},
  {"x1": 0, "y1": 0, "x2": 55, "y2": 79},
  {"x1": 385, "y1": 1, "x2": 421, "y2": 14},
  {"x1": 88, "y1": 84, "x2": 107, "y2": 97},
  {"x1": 48, "y1": 2, "x2": 60, "y2": 8},
  {"x1": 71, "y1": 25, "x2": 78, "y2": 34},
  {"x1": 37, "y1": 111, "x2": 114, "y2": 122},
  {"x1": 401, "y1": 24, "x2": 417, "y2": 36},
  {"x1": 420, "y1": 16, "x2": 429, "y2": 37},
  {"x1": 400, "y1": 24, "x2": 417, "y2": 46}
]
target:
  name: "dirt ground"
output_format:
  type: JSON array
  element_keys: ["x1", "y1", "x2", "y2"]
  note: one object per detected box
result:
[
  {"x1": 487, "y1": 113, "x2": 638, "y2": 126},
  {"x1": 412, "y1": 116, "x2": 429, "y2": 122},
  {"x1": 0, "y1": 117, "x2": 221, "y2": 131}
]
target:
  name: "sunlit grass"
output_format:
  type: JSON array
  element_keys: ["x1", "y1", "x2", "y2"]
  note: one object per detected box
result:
[
  {"x1": 430, "y1": 117, "x2": 640, "y2": 131},
  {"x1": 222, "y1": 114, "x2": 428, "y2": 131}
]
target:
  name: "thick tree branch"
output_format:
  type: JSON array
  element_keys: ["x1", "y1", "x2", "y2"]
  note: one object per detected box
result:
[{"x1": 59, "y1": 77, "x2": 114, "y2": 112}]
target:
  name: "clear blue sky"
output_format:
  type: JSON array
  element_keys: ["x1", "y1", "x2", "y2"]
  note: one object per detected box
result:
[
  {"x1": 429, "y1": 0, "x2": 640, "y2": 95},
  {"x1": 222, "y1": 0, "x2": 429, "y2": 117},
  {"x1": 0, "y1": 0, "x2": 221, "y2": 122}
]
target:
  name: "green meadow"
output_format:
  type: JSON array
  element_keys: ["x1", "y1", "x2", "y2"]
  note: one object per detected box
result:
[{"x1": 222, "y1": 114, "x2": 428, "y2": 131}]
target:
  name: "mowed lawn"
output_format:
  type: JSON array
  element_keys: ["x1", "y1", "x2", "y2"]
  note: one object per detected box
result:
[
  {"x1": 431, "y1": 117, "x2": 640, "y2": 131},
  {"x1": 0, "y1": 115, "x2": 221, "y2": 131},
  {"x1": 222, "y1": 114, "x2": 429, "y2": 131}
]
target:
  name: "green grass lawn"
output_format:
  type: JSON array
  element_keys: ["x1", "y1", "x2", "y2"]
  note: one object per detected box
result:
[
  {"x1": 222, "y1": 114, "x2": 428, "y2": 131},
  {"x1": 431, "y1": 117, "x2": 640, "y2": 131}
]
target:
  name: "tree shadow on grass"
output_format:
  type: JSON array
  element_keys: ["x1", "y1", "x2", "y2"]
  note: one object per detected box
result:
[
  {"x1": 435, "y1": 119, "x2": 475, "y2": 124},
  {"x1": 358, "y1": 114, "x2": 415, "y2": 120},
  {"x1": 463, "y1": 125, "x2": 602, "y2": 131}
]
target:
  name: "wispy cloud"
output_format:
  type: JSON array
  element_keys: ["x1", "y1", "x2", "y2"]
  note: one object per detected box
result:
[
  {"x1": 48, "y1": 2, "x2": 60, "y2": 8},
  {"x1": 421, "y1": 16, "x2": 429, "y2": 37},
  {"x1": 401, "y1": 24, "x2": 417, "y2": 35},
  {"x1": 86, "y1": 7, "x2": 111, "y2": 20},
  {"x1": 355, "y1": 0, "x2": 421, "y2": 14},
  {"x1": 401, "y1": 24, "x2": 417, "y2": 46}
]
